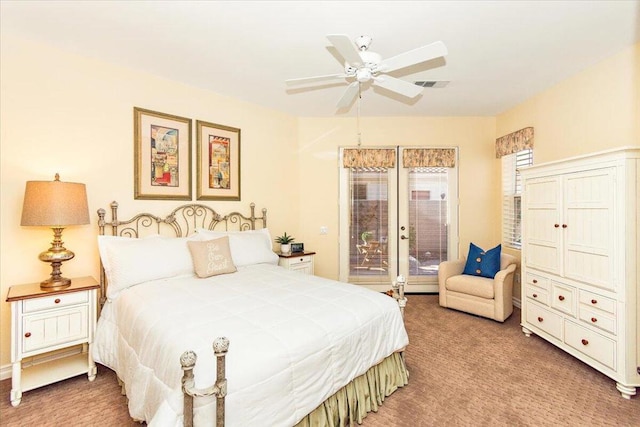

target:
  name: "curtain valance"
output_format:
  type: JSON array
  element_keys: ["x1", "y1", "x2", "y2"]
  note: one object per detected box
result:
[
  {"x1": 495, "y1": 127, "x2": 534, "y2": 158},
  {"x1": 342, "y1": 149, "x2": 396, "y2": 168},
  {"x1": 402, "y1": 148, "x2": 456, "y2": 168}
]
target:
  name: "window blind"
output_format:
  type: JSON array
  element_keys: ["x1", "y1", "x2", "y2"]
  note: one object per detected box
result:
[{"x1": 502, "y1": 149, "x2": 533, "y2": 249}]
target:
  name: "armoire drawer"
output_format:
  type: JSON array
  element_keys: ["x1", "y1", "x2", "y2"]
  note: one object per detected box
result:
[
  {"x1": 526, "y1": 303, "x2": 562, "y2": 340},
  {"x1": 579, "y1": 305, "x2": 616, "y2": 336},
  {"x1": 525, "y1": 285, "x2": 549, "y2": 306},
  {"x1": 579, "y1": 290, "x2": 616, "y2": 315},
  {"x1": 551, "y1": 282, "x2": 576, "y2": 317},
  {"x1": 564, "y1": 320, "x2": 616, "y2": 370},
  {"x1": 525, "y1": 272, "x2": 549, "y2": 290}
]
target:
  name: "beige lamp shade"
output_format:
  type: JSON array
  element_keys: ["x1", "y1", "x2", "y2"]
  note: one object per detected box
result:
[{"x1": 21, "y1": 174, "x2": 89, "y2": 227}]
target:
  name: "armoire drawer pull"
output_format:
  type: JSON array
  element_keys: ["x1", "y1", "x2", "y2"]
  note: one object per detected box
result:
[
  {"x1": 24, "y1": 332, "x2": 31, "y2": 338},
  {"x1": 581, "y1": 339, "x2": 589, "y2": 346},
  {"x1": 55, "y1": 298, "x2": 61, "y2": 304},
  {"x1": 532, "y1": 279, "x2": 538, "y2": 284},
  {"x1": 591, "y1": 299, "x2": 597, "y2": 305},
  {"x1": 591, "y1": 317, "x2": 598, "y2": 323},
  {"x1": 562, "y1": 224, "x2": 568, "y2": 228},
  {"x1": 533, "y1": 293, "x2": 538, "y2": 298},
  {"x1": 554, "y1": 224, "x2": 560, "y2": 228},
  {"x1": 537, "y1": 317, "x2": 543, "y2": 322},
  {"x1": 558, "y1": 295, "x2": 565, "y2": 301}
]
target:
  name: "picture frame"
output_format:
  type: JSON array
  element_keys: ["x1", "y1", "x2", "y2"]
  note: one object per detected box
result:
[
  {"x1": 134, "y1": 107, "x2": 192, "y2": 200},
  {"x1": 291, "y1": 243, "x2": 304, "y2": 253},
  {"x1": 196, "y1": 120, "x2": 241, "y2": 201}
]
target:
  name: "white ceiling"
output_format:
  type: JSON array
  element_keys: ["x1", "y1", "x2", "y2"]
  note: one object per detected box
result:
[{"x1": 2, "y1": 1, "x2": 639, "y2": 117}]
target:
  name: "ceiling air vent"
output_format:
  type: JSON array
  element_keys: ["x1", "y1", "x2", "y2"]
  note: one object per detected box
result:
[{"x1": 414, "y1": 81, "x2": 449, "y2": 88}]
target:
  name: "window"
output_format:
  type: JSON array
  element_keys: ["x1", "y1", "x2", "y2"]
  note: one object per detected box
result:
[{"x1": 502, "y1": 149, "x2": 533, "y2": 249}]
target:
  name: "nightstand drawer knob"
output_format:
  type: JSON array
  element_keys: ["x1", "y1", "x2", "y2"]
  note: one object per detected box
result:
[
  {"x1": 581, "y1": 339, "x2": 589, "y2": 346},
  {"x1": 591, "y1": 317, "x2": 598, "y2": 323},
  {"x1": 532, "y1": 293, "x2": 538, "y2": 298},
  {"x1": 54, "y1": 298, "x2": 61, "y2": 304},
  {"x1": 537, "y1": 317, "x2": 543, "y2": 322},
  {"x1": 591, "y1": 299, "x2": 597, "y2": 305},
  {"x1": 558, "y1": 295, "x2": 565, "y2": 301},
  {"x1": 24, "y1": 332, "x2": 31, "y2": 338}
]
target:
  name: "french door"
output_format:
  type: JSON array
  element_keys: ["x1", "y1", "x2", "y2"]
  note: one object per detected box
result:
[{"x1": 339, "y1": 146, "x2": 458, "y2": 292}]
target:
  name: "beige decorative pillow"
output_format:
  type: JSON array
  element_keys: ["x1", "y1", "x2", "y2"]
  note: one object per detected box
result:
[{"x1": 187, "y1": 236, "x2": 237, "y2": 278}]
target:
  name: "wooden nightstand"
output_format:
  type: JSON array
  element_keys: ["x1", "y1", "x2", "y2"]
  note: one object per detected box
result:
[
  {"x1": 6, "y1": 276, "x2": 99, "y2": 406},
  {"x1": 278, "y1": 252, "x2": 316, "y2": 275}
]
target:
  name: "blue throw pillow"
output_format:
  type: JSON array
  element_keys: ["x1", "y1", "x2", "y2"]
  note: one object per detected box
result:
[{"x1": 462, "y1": 243, "x2": 502, "y2": 279}]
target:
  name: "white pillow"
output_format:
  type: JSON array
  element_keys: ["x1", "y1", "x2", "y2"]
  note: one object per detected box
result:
[
  {"x1": 195, "y1": 228, "x2": 279, "y2": 267},
  {"x1": 98, "y1": 234, "x2": 196, "y2": 298}
]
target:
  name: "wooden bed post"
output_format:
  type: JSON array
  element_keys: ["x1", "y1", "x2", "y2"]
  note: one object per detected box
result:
[{"x1": 180, "y1": 337, "x2": 230, "y2": 427}]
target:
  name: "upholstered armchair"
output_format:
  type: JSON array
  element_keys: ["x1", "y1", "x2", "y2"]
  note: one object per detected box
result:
[{"x1": 438, "y1": 253, "x2": 517, "y2": 322}]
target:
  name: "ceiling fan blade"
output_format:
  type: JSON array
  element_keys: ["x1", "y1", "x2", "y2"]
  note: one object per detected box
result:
[
  {"x1": 336, "y1": 81, "x2": 360, "y2": 109},
  {"x1": 379, "y1": 41, "x2": 448, "y2": 73},
  {"x1": 285, "y1": 73, "x2": 347, "y2": 86},
  {"x1": 327, "y1": 34, "x2": 363, "y2": 67},
  {"x1": 373, "y1": 76, "x2": 423, "y2": 98}
]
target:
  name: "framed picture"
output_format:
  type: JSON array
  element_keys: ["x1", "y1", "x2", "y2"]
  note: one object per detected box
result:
[
  {"x1": 134, "y1": 107, "x2": 192, "y2": 200},
  {"x1": 196, "y1": 120, "x2": 241, "y2": 201}
]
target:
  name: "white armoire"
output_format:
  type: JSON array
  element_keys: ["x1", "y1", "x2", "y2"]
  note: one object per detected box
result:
[{"x1": 520, "y1": 147, "x2": 639, "y2": 399}]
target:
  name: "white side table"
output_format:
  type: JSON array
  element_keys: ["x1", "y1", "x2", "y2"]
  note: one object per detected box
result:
[
  {"x1": 278, "y1": 252, "x2": 316, "y2": 275},
  {"x1": 6, "y1": 276, "x2": 99, "y2": 406}
]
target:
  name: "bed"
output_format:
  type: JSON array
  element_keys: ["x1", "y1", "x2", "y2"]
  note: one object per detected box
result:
[{"x1": 93, "y1": 202, "x2": 409, "y2": 426}]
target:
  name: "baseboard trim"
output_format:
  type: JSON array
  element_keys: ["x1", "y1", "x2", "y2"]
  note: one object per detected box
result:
[
  {"x1": 1, "y1": 363, "x2": 11, "y2": 381},
  {"x1": 513, "y1": 297, "x2": 521, "y2": 309}
]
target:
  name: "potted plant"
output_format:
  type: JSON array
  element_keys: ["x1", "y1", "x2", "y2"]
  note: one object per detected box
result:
[{"x1": 275, "y1": 232, "x2": 295, "y2": 254}]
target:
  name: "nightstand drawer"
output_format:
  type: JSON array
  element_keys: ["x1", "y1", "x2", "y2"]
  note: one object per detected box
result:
[
  {"x1": 22, "y1": 306, "x2": 89, "y2": 354},
  {"x1": 287, "y1": 255, "x2": 313, "y2": 266},
  {"x1": 23, "y1": 291, "x2": 88, "y2": 313}
]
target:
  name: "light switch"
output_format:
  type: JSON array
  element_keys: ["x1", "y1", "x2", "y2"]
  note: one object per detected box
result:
[{"x1": 320, "y1": 226, "x2": 328, "y2": 235}]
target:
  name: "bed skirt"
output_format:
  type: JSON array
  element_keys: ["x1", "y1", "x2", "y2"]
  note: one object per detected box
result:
[{"x1": 294, "y1": 352, "x2": 408, "y2": 427}]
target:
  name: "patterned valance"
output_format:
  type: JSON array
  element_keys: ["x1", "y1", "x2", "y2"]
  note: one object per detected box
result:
[
  {"x1": 403, "y1": 148, "x2": 456, "y2": 168},
  {"x1": 495, "y1": 127, "x2": 534, "y2": 158},
  {"x1": 342, "y1": 149, "x2": 396, "y2": 168}
]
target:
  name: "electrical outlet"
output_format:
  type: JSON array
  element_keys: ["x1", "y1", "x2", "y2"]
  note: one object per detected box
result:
[{"x1": 320, "y1": 226, "x2": 328, "y2": 235}]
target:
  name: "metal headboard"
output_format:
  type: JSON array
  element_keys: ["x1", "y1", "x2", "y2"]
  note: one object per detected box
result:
[{"x1": 96, "y1": 201, "x2": 267, "y2": 306}]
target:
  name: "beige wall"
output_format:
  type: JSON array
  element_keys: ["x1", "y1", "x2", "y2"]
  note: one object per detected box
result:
[
  {"x1": 0, "y1": 36, "x2": 300, "y2": 369},
  {"x1": 496, "y1": 42, "x2": 640, "y2": 298}
]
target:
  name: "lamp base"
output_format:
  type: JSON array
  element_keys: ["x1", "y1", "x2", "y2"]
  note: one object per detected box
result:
[{"x1": 40, "y1": 276, "x2": 71, "y2": 290}]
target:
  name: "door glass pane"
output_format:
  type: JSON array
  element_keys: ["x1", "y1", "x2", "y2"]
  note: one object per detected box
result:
[
  {"x1": 407, "y1": 167, "x2": 448, "y2": 278},
  {"x1": 348, "y1": 168, "x2": 389, "y2": 281}
]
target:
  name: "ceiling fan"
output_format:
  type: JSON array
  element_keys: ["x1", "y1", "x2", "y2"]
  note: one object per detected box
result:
[{"x1": 285, "y1": 34, "x2": 448, "y2": 109}]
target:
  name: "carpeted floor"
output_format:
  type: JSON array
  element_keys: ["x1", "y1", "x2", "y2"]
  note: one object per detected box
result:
[{"x1": 1, "y1": 295, "x2": 638, "y2": 426}]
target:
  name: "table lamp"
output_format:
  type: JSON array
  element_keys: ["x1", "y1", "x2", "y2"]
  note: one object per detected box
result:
[{"x1": 20, "y1": 173, "x2": 90, "y2": 289}]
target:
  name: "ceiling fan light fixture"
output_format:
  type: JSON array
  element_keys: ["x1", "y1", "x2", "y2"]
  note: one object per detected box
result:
[{"x1": 356, "y1": 68, "x2": 372, "y2": 83}]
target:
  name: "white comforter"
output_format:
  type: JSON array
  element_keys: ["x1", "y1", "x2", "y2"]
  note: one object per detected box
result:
[{"x1": 93, "y1": 264, "x2": 409, "y2": 426}]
